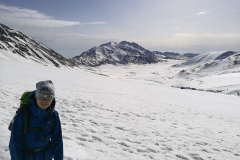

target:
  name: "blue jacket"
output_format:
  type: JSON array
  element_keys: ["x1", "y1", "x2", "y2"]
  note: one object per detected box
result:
[{"x1": 9, "y1": 91, "x2": 63, "y2": 160}]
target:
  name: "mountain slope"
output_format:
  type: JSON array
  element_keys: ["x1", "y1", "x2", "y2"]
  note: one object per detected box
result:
[
  {"x1": 172, "y1": 51, "x2": 240, "y2": 96},
  {"x1": 178, "y1": 51, "x2": 240, "y2": 74},
  {"x1": 0, "y1": 23, "x2": 75, "y2": 68},
  {"x1": 73, "y1": 41, "x2": 160, "y2": 66}
]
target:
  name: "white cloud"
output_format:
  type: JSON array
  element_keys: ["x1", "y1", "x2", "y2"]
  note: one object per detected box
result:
[
  {"x1": 0, "y1": 4, "x2": 105, "y2": 27},
  {"x1": 196, "y1": 10, "x2": 208, "y2": 16}
]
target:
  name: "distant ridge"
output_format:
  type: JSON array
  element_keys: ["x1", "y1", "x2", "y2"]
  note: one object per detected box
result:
[
  {"x1": 177, "y1": 51, "x2": 240, "y2": 74},
  {"x1": 0, "y1": 23, "x2": 75, "y2": 68},
  {"x1": 72, "y1": 41, "x2": 160, "y2": 66},
  {"x1": 0, "y1": 23, "x2": 197, "y2": 67}
]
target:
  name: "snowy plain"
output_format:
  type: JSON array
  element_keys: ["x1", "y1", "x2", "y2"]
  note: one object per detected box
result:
[{"x1": 0, "y1": 51, "x2": 240, "y2": 160}]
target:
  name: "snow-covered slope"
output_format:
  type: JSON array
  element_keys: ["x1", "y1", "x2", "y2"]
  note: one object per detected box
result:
[
  {"x1": 172, "y1": 51, "x2": 240, "y2": 95},
  {"x1": 182, "y1": 51, "x2": 238, "y2": 67},
  {"x1": 0, "y1": 23, "x2": 75, "y2": 68},
  {"x1": 73, "y1": 41, "x2": 160, "y2": 66},
  {"x1": 1, "y1": 57, "x2": 240, "y2": 160}
]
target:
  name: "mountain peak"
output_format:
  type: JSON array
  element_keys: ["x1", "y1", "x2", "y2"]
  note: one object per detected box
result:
[
  {"x1": 100, "y1": 42, "x2": 118, "y2": 47},
  {"x1": 119, "y1": 41, "x2": 137, "y2": 46},
  {"x1": 73, "y1": 41, "x2": 159, "y2": 66},
  {"x1": 119, "y1": 41, "x2": 146, "y2": 51}
]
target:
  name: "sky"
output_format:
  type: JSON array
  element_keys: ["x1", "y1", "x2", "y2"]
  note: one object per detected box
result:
[{"x1": 0, "y1": 0, "x2": 240, "y2": 58}]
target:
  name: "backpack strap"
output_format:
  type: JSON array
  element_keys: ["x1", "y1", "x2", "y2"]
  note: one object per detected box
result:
[
  {"x1": 22, "y1": 104, "x2": 31, "y2": 135},
  {"x1": 22, "y1": 104, "x2": 31, "y2": 153}
]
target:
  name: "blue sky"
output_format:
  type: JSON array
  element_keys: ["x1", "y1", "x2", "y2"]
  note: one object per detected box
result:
[{"x1": 0, "y1": 0, "x2": 240, "y2": 58}]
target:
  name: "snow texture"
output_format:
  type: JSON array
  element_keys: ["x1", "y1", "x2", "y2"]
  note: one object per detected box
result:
[{"x1": 0, "y1": 50, "x2": 240, "y2": 160}]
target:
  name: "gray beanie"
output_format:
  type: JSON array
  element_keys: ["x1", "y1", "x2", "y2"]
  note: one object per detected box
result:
[{"x1": 35, "y1": 80, "x2": 55, "y2": 96}]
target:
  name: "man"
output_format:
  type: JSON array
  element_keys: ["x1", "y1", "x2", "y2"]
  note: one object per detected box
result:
[{"x1": 9, "y1": 80, "x2": 63, "y2": 160}]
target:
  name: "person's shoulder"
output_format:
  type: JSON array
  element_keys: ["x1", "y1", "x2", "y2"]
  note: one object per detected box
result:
[
  {"x1": 18, "y1": 105, "x2": 30, "y2": 114},
  {"x1": 13, "y1": 105, "x2": 26, "y2": 121},
  {"x1": 51, "y1": 109, "x2": 59, "y2": 117},
  {"x1": 52, "y1": 109, "x2": 59, "y2": 113}
]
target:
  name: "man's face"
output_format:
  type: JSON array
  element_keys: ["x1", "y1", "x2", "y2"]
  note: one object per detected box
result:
[{"x1": 36, "y1": 92, "x2": 53, "y2": 110}]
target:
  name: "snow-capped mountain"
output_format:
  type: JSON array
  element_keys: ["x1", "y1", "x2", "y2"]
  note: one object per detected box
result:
[
  {"x1": 0, "y1": 23, "x2": 180, "y2": 67},
  {"x1": 0, "y1": 23, "x2": 75, "y2": 68},
  {"x1": 179, "y1": 51, "x2": 240, "y2": 74},
  {"x1": 153, "y1": 51, "x2": 199, "y2": 59},
  {"x1": 181, "y1": 53, "x2": 199, "y2": 58},
  {"x1": 153, "y1": 51, "x2": 180, "y2": 57},
  {"x1": 153, "y1": 51, "x2": 198, "y2": 60},
  {"x1": 171, "y1": 51, "x2": 240, "y2": 96},
  {"x1": 73, "y1": 41, "x2": 160, "y2": 66}
]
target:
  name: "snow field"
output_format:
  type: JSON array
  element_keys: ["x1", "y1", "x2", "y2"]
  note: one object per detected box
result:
[{"x1": 0, "y1": 58, "x2": 240, "y2": 160}]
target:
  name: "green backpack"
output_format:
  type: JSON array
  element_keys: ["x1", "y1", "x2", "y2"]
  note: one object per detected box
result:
[{"x1": 8, "y1": 91, "x2": 32, "y2": 133}]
